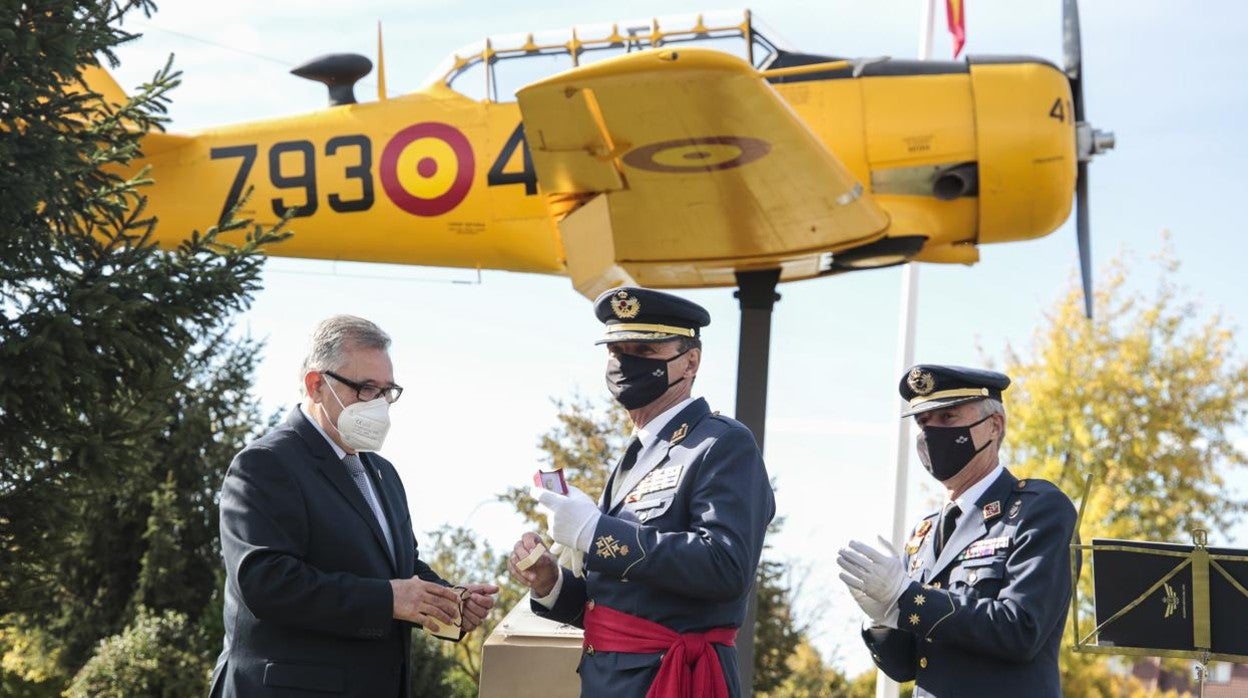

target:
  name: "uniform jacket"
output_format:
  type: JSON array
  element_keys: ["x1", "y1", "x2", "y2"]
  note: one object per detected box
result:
[
  {"x1": 533, "y1": 398, "x2": 776, "y2": 698},
  {"x1": 863, "y1": 468, "x2": 1076, "y2": 698},
  {"x1": 210, "y1": 408, "x2": 447, "y2": 698}
]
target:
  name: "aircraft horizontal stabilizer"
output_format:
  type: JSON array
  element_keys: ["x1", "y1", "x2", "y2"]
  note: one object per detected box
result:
[{"x1": 517, "y1": 48, "x2": 890, "y2": 293}]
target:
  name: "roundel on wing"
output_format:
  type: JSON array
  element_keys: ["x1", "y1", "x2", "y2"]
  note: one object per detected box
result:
[
  {"x1": 622, "y1": 136, "x2": 771, "y2": 173},
  {"x1": 380, "y1": 122, "x2": 474, "y2": 216}
]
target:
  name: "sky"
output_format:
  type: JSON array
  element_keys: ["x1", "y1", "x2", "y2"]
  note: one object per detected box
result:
[{"x1": 110, "y1": 0, "x2": 1248, "y2": 674}]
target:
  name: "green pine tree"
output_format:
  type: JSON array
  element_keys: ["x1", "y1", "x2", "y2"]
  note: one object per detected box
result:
[{"x1": 0, "y1": 0, "x2": 285, "y2": 690}]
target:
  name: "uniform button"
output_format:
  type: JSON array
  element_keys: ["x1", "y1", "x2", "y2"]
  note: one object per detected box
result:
[
  {"x1": 968, "y1": 571, "x2": 978, "y2": 583},
  {"x1": 920, "y1": 657, "x2": 928, "y2": 669},
  {"x1": 932, "y1": 581, "x2": 942, "y2": 589},
  {"x1": 587, "y1": 600, "x2": 596, "y2": 611},
  {"x1": 586, "y1": 645, "x2": 595, "y2": 655}
]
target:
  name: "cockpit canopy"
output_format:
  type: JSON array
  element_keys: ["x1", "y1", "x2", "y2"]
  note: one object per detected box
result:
[{"x1": 427, "y1": 9, "x2": 790, "y2": 102}]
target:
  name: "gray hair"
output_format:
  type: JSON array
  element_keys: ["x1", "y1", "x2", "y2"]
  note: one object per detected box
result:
[
  {"x1": 675, "y1": 335, "x2": 702, "y2": 353},
  {"x1": 300, "y1": 315, "x2": 391, "y2": 390},
  {"x1": 977, "y1": 398, "x2": 1006, "y2": 439}
]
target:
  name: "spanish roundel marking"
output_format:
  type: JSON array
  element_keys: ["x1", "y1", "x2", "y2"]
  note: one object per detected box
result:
[
  {"x1": 622, "y1": 136, "x2": 771, "y2": 173},
  {"x1": 380, "y1": 122, "x2": 474, "y2": 216}
]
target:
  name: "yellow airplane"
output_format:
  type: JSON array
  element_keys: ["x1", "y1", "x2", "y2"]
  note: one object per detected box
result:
[{"x1": 94, "y1": 6, "x2": 1112, "y2": 309}]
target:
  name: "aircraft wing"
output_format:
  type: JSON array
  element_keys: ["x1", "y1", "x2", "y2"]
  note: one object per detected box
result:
[{"x1": 517, "y1": 47, "x2": 889, "y2": 296}]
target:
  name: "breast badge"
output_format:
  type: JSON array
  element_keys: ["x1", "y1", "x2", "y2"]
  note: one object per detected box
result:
[{"x1": 905, "y1": 519, "x2": 933, "y2": 555}]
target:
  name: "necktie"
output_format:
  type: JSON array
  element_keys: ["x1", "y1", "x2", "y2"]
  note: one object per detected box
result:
[
  {"x1": 619, "y1": 435, "x2": 643, "y2": 472},
  {"x1": 343, "y1": 454, "x2": 395, "y2": 563},
  {"x1": 603, "y1": 436, "x2": 643, "y2": 509},
  {"x1": 937, "y1": 502, "x2": 961, "y2": 556}
]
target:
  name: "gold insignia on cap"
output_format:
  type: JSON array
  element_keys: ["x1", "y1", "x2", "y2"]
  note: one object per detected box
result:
[
  {"x1": 611, "y1": 290, "x2": 641, "y2": 319},
  {"x1": 982, "y1": 501, "x2": 1002, "y2": 519},
  {"x1": 909, "y1": 613, "x2": 921, "y2": 626},
  {"x1": 914, "y1": 594, "x2": 926, "y2": 606},
  {"x1": 595, "y1": 535, "x2": 624, "y2": 559},
  {"x1": 670, "y1": 423, "x2": 688, "y2": 445},
  {"x1": 908, "y1": 368, "x2": 936, "y2": 396}
]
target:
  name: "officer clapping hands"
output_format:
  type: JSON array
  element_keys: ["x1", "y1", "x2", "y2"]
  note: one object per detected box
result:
[{"x1": 837, "y1": 536, "x2": 907, "y2": 628}]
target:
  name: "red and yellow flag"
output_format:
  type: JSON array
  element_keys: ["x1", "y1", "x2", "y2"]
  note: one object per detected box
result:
[{"x1": 946, "y1": 0, "x2": 967, "y2": 58}]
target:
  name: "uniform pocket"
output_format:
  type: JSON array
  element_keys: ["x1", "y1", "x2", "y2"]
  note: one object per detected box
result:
[
  {"x1": 263, "y1": 662, "x2": 345, "y2": 693},
  {"x1": 628, "y1": 495, "x2": 675, "y2": 523}
]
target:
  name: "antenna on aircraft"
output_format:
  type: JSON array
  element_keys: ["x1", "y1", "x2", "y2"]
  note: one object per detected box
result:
[
  {"x1": 290, "y1": 53, "x2": 373, "y2": 106},
  {"x1": 377, "y1": 22, "x2": 388, "y2": 101},
  {"x1": 1063, "y1": 0, "x2": 1115, "y2": 318}
]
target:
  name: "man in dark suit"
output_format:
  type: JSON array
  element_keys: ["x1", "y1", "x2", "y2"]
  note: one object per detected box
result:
[
  {"x1": 211, "y1": 315, "x2": 498, "y2": 697},
  {"x1": 837, "y1": 365, "x2": 1077, "y2": 697},
  {"x1": 508, "y1": 287, "x2": 776, "y2": 698}
]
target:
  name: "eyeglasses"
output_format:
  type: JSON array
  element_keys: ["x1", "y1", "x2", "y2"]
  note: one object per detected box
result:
[{"x1": 323, "y1": 371, "x2": 404, "y2": 404}]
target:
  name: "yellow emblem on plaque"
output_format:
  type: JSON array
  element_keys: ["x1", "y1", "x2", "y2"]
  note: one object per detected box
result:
[
  {"x1": 611, "y1": 290, "x2": 641, "y2": 319},
  {"x1": 908, "y1": 368, "x2": 935, "y2": 396}
]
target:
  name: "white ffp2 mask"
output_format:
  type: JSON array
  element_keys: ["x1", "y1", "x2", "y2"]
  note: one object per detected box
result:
[{"x1": 324, "y1": 378, "x2": 391, "y2": 452}]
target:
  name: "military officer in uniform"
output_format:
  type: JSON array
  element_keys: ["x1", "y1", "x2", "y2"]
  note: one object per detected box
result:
[
  {"x1": 508, "y1": 287, "x2": 775, "y2": 698},
  {"x1": 837, "y1": 365, "x2": 1077, "y2": 697}
]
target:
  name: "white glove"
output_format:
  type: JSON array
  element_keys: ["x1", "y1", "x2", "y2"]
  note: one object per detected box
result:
[
  {"x1": 836, "y1": 535, "x2": 908, "y2": 608},
  {"x1": 531, "y1": 485, "x2": 601, "y2": 553},
  {"x1": 848, "y1": 587, "x2": 900, "y2": 629},
  {"x1": 550, "y1": 542, "x2": 586, "y2": 578}
]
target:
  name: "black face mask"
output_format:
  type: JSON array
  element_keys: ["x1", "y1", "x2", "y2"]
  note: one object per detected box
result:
[
  {"x1": 919, "y1": 414, "x2": 993, "y2": 481},
  {"x1": 605, "y1": 349, "x2": 689, "y2": 410}
]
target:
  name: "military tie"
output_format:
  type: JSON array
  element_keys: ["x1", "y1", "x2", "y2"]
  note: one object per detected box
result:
[
  {"x1": 619, "y1": 435, "x2": 643, "y2": 472},
  {"x1": 343, "y1": 454, "x2": 395, "y2": 563},
  {"x1": 603, "y1": 436, "x2": 643, "y2": 510},
  {"x1": 936, "y1": 502, "x2": 961, "y2": 556}
]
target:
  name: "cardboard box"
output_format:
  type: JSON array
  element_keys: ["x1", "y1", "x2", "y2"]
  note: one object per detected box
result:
[{"x1": 479, "y1": 600, "x2": 584, "y2": 697}]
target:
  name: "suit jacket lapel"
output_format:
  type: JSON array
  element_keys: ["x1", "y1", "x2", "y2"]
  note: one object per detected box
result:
[
  {"x1": 608, "y1": 399, "x2": 709, "y2": 513},
  {"x1": 930, "y1": 469, "x2": 1017, "y2": 578},
  {"x1": 290, "y1": 408, "x2": 397, "y2": 573},
  {"x1": 362, "y1": 452, "x2": 406, "y2": 575}
]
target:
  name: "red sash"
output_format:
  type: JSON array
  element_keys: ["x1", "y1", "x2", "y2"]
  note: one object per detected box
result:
[{"x1": 582, "y1": 602, "x2": 737, "y2": 698}]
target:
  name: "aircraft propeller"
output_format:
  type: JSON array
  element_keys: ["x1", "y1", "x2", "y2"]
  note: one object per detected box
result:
[{"x1": 1063, "y1": 0, "x2": 1115, "y2": 318}]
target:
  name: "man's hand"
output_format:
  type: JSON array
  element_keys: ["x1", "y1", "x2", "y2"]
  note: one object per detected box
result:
[
  {"x1": 391, "y1": 578, "x2": 462, "y2": 631},
  {"x1": 508, "y1": 532, "x2": 559, "y2": 596},
  {"x1": 460, "y1": 583, "x2": 499, "y2": 633},
  {"x1": 847, "y1": 587, "x2": 900, "y2": 628},
  {"x1": 836, "y1": 536, "x2": 908, "y2": 609},
  {"x1": 530, "y1": 485, "x2": 600, "y2": 552}
]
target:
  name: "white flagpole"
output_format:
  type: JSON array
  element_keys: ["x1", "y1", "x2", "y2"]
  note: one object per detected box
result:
[{"x1": 876, "y1": 4, "x2": 935, "y2": 698}]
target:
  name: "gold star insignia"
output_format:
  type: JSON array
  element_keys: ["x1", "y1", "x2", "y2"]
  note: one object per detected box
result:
[
  {"x1": 909, "y1": 613, "x2": 921, "y2": 626},
  {"x1": 914, "y1": 594, "x2": 926, "y2": 606}
]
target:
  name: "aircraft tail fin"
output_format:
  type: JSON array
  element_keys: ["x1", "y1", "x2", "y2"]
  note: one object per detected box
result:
[
  {"x1": 78, "y1": 63, "x2": 129, "y2": 108},
  {"x1": 74, "y1": 64, "x2": 193, "y2": 156}
]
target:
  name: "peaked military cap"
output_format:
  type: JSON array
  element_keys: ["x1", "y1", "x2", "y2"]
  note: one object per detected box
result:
[
  {"x1": 593, "y1": 286, "x2": 711, "y2": 344},
  {"x1": 899, "y1": 364, "x2": 1011, "y2": 417}
]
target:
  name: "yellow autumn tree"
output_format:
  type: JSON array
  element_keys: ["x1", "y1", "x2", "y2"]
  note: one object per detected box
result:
[{"x1": 1002, "y1": 241, "x2": 1248, "y2": 696}]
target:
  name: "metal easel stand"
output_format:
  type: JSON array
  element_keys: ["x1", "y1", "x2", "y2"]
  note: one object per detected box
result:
[{"x1": 1068, "y1": 467, "x2": 1248, "y2": 693}]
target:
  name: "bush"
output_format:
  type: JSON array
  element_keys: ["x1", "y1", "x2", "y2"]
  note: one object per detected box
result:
[{"x1": 66, "y1": 608, "x2": 210, "y2": 698}]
